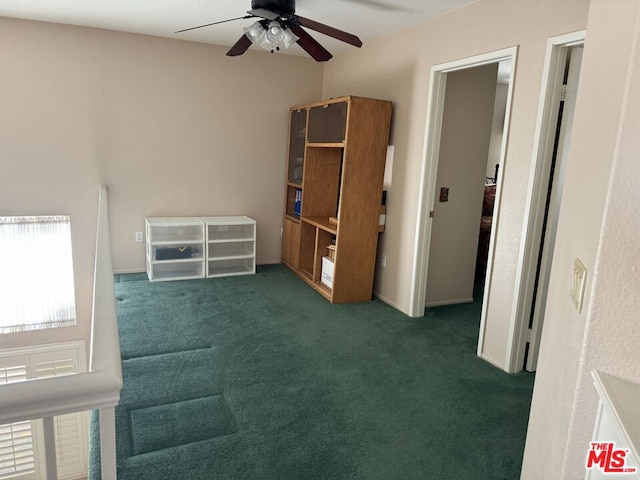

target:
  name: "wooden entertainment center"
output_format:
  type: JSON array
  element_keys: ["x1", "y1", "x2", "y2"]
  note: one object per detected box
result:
[{"x1": 281, "y1": 96, "x2": 392, "y2": 303}]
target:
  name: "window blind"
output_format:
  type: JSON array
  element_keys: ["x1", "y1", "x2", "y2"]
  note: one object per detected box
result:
[
  {"x1": 0, "y1": 343, "x2": 88, "y2": 480},
  {"x1": 0, "y1": 356, "x2": 35, "y2": 480}
]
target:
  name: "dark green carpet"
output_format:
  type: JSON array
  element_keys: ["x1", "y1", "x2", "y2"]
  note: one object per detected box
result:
[{"x1": 89, "y1": 264, "x2": 533, "y2": 479}]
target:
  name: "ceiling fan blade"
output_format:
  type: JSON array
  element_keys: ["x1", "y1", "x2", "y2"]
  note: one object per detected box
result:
[
  {"x1": 289, "y1": 25, "x2": 333, "y2": 62},
  {"x1": 226, "y1": 34, "x2": 253, "y2": 56},
  {"x1": 175, "y1": 15, "x2": 254, "y2": 34},
  {"x1": 296, "y1": 16, "x2": 362, "y2": 48},
  {"x1": 248, "y1": 8, "x2": 280, "y2": 20}
]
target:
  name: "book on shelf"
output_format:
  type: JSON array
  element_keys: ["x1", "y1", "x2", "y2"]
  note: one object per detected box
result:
[{"x1": 294, "y1": 189, "x2": 302, "y2": 217}]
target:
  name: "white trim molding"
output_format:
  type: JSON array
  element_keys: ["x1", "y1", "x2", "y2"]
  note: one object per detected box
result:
[{"x1": 506, "y1": 30, "x2": 586, "y2": 373}]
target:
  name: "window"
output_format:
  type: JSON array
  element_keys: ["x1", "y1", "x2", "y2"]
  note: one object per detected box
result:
[{"x1": 0, "y1": 216, "x2": 77, "y2": 334}]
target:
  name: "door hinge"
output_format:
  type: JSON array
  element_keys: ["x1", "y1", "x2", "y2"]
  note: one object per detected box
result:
[
  {"x1": 560, "y1": 84, "x2": 568, "y2": 102},
  {"x1": 526, "y1": 328, "x2": 532, "y2": 342},
  {"x1": 429, "y1": 211, "x2": 434, "y2": 218}
]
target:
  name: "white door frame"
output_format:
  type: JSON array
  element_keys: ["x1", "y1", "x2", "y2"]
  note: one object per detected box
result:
[
  {"x1": 409, "y1": 46, "x2": 518, "y2": 332},
  {"x1": 506, "y1": 31, "x2": 586, "y2": 372},
  {"x1": 525, "y1": 46, "x2": 583, "y2": 372}
]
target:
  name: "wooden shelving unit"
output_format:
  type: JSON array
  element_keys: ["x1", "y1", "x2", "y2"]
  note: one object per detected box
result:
[{"x1": 281, "y1": 96, "x2": 392, "y2": 303}]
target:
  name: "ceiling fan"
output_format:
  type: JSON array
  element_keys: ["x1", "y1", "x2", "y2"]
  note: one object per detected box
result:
[{"x1": 176, "y1": 0, "x2": 363, "y2": 62}]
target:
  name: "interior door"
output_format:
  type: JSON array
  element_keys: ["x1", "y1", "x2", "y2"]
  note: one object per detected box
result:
[
  {"x1": 526, "y1": 47, "x2": 583, "y2": 371},
  {"x1": 425, "y1": 64, "x2": 498, "y2": 307}
]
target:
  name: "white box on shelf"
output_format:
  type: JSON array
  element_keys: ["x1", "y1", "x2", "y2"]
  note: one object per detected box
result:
[{"x1": 321, "y1": 256, "x2": 334, "y2": 288}]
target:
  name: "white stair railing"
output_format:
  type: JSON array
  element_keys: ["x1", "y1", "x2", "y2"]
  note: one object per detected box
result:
[{"x1": 0, "y1": 185, "x2": 123, "y2": 479}]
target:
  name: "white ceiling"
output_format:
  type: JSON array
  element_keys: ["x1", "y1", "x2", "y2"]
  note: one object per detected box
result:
[{"x1": 0, "y1": 0, "x2": 478, "y2": 57}]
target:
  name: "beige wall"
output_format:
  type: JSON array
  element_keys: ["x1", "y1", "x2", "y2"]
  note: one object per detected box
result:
[
  {"x1": 522, "y1": 0, "x2": 640, "y2": 477},
  {"x1": 322, "y1": 0, "x2": 589, "y2": 370},
  {"x1": 425, "y1": 64, "x2": 497, "y2": 306},
  {"x1": 0, "y1": 17, "x2": 322, "y2": 349}
]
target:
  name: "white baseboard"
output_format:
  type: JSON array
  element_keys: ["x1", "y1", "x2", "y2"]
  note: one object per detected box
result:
[
  {"x1": 373, "y1": 291, "x2": 412, "y2": 316},
  {"x1": 479, "y1": 352, "x2": 506, "y2": 371}
]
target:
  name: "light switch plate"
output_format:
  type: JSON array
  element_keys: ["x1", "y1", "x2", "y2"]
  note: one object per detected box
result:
[{"x1": 571, "y1": 258, "x2": 587, "y2": 313}]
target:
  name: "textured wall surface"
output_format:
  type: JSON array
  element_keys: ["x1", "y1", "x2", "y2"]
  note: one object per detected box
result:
[{"x1": 522, "y1": 0, "x2": 640, "y2": 477}]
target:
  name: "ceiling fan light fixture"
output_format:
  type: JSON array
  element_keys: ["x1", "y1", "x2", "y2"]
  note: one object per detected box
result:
[
  {"x1": 265, "y1": 21, "x2": 284, "y2": 43},
  {"x1": 262, "y1": 20, "x2": 285, "y2": 52},
  {"x1": 243, "y1": 21, "x2": 265, "y2": 43},
  {"x1": 282, "y1": 27, "x2": 298, "y2": 49},
  {"x1": 260, "y1": 34, "x2": 277, "y2": 52},
  {"x1": 258, "y1": 20, "x2": 297, "y2": 53}
]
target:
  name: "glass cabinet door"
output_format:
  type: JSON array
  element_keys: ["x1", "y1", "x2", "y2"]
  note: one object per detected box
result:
[
  {"x1": 288, "y1": 109, "x2": 307, "y2": 184},
  {"x1": 307, "y1": 105, "x2": 324, "y2": 143},
  {"x1": 323, "y1": 102, "x2": 347, "y2": 143},
  {"x1": 307, "y1": 101, "x2": 347, "y2": 143}
]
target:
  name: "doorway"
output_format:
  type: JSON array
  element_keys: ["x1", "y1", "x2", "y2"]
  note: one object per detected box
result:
[
  {"x1": 507, "y1": 32, "x2": 585, "y2": 372},
  {"x1": 424, "y1": 62, "x2": 511, "y2": 309},
  {"x1": 411, "y1": 35, "x2": 587, "y2": 373},
  {"x1": 409, "y1": 47, "x2": 517, "y2": 367}
]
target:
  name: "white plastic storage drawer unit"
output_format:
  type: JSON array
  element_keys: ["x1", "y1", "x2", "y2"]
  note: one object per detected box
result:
[
  {"x1": 201, "y1": 216, "x2": 256, "y2": 278},
  {"x1": 145, "y1": 217, "x2": 205, "y2": 282}
]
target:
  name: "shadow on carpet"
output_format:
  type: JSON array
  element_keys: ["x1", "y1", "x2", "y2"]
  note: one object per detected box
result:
[{"x1": 89, "y1": 264, "x2": 534, "y2": 480}]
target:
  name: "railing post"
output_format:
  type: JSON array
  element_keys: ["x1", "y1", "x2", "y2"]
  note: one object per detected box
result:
[
  {"x1": 99, "y1": 406, "x2": 117, "y2": 479},
  {"x1": 42, "y1": 416, "x2": 58, "y2": 480}
]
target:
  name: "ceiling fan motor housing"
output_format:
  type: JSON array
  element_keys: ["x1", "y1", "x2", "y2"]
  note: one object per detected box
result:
[{"x1": 251, "y1": 0, "x2": 295, "y2": 15}]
